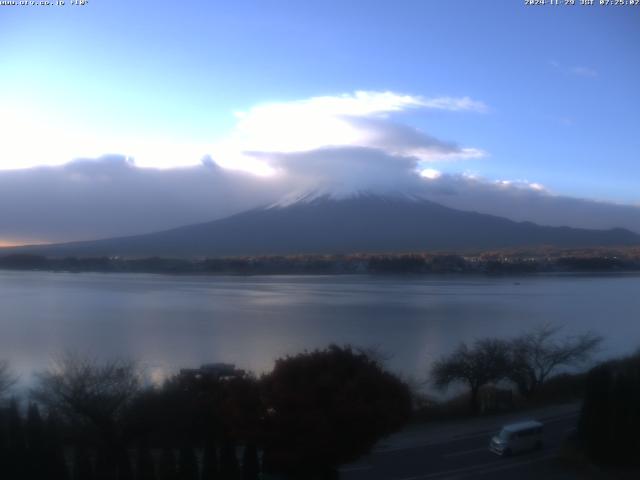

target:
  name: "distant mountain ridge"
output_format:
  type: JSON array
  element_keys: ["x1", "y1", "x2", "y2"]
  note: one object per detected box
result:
[{"x1": 3, "y1": 193, "x2": 640, "y2": 258}]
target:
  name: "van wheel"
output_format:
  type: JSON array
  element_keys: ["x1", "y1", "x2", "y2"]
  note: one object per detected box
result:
[
  {"x1": 503, "y1": 448, "x2": 512, "y2": 457},
  {"x1": 535, "y1": 441, "x2": 543, "y2": 451}
]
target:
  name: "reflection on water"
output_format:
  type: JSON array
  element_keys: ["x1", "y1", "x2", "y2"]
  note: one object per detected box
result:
[{"x1": 0, "y1": 270, "x2": 638, "y2": 387}]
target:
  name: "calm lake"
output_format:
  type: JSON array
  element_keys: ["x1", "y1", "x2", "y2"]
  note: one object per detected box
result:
[{"x1": 1, "y1": 270, "x2": 639, "y2": 387}]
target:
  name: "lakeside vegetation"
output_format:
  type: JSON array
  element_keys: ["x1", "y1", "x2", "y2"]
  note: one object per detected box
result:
[
  {"x1": 429, "y1": 324, "x2": 602, "y2": 415},
  {"x1": 1, "y1": 325, "x2": 635, "y2": 479},
  {"x1": 0, "y1": 347, "x2": 411, "y2": 480},
  {"x1": 1, "y1": 247, "x2": 640, "y2": 276},
  {"x1": 578, "y1": 350, "x2": 640, "y2": 467}
]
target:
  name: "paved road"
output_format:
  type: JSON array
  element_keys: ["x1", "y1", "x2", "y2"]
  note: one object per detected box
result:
[{"x1": 340, "y1": 410, "x2": 580, "y2": 480}]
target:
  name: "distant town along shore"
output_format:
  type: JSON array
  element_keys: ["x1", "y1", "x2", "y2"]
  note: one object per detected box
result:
[{"x1": 1, "y1": 247, "x2": 639, "y2": 276}]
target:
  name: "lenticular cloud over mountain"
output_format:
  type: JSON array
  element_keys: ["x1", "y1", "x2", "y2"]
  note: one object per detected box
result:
[
  {"x1": 0, "y1": 90, "x2": 639, "y2": 245},
  {"x1": 210, "y1": 90, "x2": 486, "y2": 176},
  {"x1": 211, "y1": 90, "x2": 488, "y2": 199}
]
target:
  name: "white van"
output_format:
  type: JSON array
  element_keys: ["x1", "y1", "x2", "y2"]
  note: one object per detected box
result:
[{"x1": 489, "y1": 420, "x2": 543, "y2": 456}]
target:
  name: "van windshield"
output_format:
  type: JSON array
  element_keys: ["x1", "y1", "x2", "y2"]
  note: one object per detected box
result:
[{"x1": 498, "y1": 429, "x2": 511, "y2": 441}]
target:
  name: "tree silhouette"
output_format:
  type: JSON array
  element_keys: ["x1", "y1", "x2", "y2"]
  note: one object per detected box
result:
[
  {"x1": 579, "y1": 351, "x2": 640, "y2": 466},
  {"x1": 73, "y1": 444, "x2": 95, "y2": 480},
  {"x1": 33, "y1": 351, "x2": 140, "y2": 476},
  {"x1": 26, "y1": 402, "x2": 48, "y2": 480},
  {"x1": 6, "y1": 399, "x2": 27, "y2": 479},
  {"x1": 127, "y1": 370, "x2": 225, "y2": 450},
  {"x1": 0, "y1": 359, "x2": 17, "y2": 399},
  {"x1": 158, "y1": 447, "x2": 178, "y2": 480},
  {"x1": 431, "y1": 339, "x2": 511, "y2": 414},
  {"x1": 0, "y1": 410, "x2": 7, "y2": 478},
  {"x1": 44, "y1": 413, "x2": 69, "y2": 480},
  {"x1": 178, "y1": 445, "x2": 198, "y2": 480},
  {"x1": 219, "y1": 435, "x2": 239, "y2": 480},
  {"x1": 261, "y1": 345, "x2": 412, "y2": 478},
  {"x1": 136, "y1": 440, "x2": 156, "y2": 480},
  {"x1": 508, "y1": 324, "x2": 602, "y2": 399},
  {"x1": 117, "y1": 447, "x2": 134, "y2": 480},
  {"x1": 240, "y1": 443, "x2": 259, "y2": 480},
  {"x1": 33, "y1": 352, "x2": 140, "y2": 428},
  {"x1": 201, "y1": 439, "x2": 219, "y2": 480},
  {"x1": 26, "y1": 403, "x2": 45, "y2": 449}
]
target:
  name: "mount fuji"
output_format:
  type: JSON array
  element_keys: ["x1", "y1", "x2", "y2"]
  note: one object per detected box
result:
[{"x1": 3, "y1": 192, "x2": 639, "y2": 258}]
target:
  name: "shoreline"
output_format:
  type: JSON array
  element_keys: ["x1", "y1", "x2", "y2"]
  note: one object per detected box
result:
[
  {"x1": 2, "y1": 268, "x2": 640, "y2": 278},
  {"x1": 1, "y1": 250, "x2": 640, "y2": 277}
]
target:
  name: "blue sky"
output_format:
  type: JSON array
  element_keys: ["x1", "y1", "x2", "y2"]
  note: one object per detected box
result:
[{"x1": 1, "y1": 0, "x2": 639, "y2": 243}]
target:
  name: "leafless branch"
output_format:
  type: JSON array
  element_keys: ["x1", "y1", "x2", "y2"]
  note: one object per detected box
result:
[
  {"x1": 32, "y1": 351, "x2": 141, "y2": 426},
  {"x1": 0, "y1": 359, "x2": 17, "y2": 398}
]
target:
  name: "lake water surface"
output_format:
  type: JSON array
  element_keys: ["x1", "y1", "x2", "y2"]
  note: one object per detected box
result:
[{"x1": 1, "y1": 270, "x2": 639, "y2": 387}]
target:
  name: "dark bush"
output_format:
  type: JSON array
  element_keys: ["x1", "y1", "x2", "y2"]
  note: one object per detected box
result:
[
  {"x1": 260, "y1": 345, "x2": 412, "y2": 478},
  {"x1": 578, "y1": 352, "x2": 640, "y2": 466}
]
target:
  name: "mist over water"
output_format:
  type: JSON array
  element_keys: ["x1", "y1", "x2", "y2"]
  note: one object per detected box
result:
[{"x1": 1, "y1": 270, "x2": 639, "y2": 390}]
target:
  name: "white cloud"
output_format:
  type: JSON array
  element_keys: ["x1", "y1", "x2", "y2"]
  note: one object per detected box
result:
[
  {"x1": 0, "y1": 90, "x2": 493, "y2": 241},
  {"x1": 213, "y1": 90, "x2": 486, "y2": 173},
  {"x1": 493, "y1": 178, "x2": 548, "y2": 193},
  {"x1": 0, "y1": 155, "x2": 290, "y2": 243},
  {"x1": 419, "y1": 96, "x2": 488, "y2": 112},
  {"x1": 0, "y1": 91, "x2": 485, "y2": 176},
  {"x1": 339, "y1": 116, "x2": 485, "y2": 162},
  {"x1": 3, "y1": 90, "x2": 639, "y2": 244},
  {"x1": 418, "y1": 173, "x2": 640, "y2": 233},
  {"x1": 420, "y1": 168, "x2": 442, "y2": 180},
  {"x1": 261, "y1": 146, "x2": 426, "y2": 198},
  {"x1": 0, "y1": 105, "x2": 211, "y2": 171},
  {"x1": 1, "y1": 154, "x2": 639, "y2": 244}
]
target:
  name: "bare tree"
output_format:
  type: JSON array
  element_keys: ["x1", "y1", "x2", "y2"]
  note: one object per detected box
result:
[
  {"x1": 32, "y1": 351, "x2": 141, "y2": 468},
  {"x1": 33, "y1": 351, "x2": 140, "y2": 423},
  {"x1": 430, "y1": 339, "x2": 511, "y2": 414},
  {"x1": 508, "y1": 324, "x2": 602, "y2": 398},
  {"x1": 0, "y1": 359, "x2": 17, "y2": 398}
]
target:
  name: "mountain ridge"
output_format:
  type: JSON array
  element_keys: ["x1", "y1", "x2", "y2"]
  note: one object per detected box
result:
[{"x1": 3, "y1": 194, "x2": 639, "y2": 258}]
